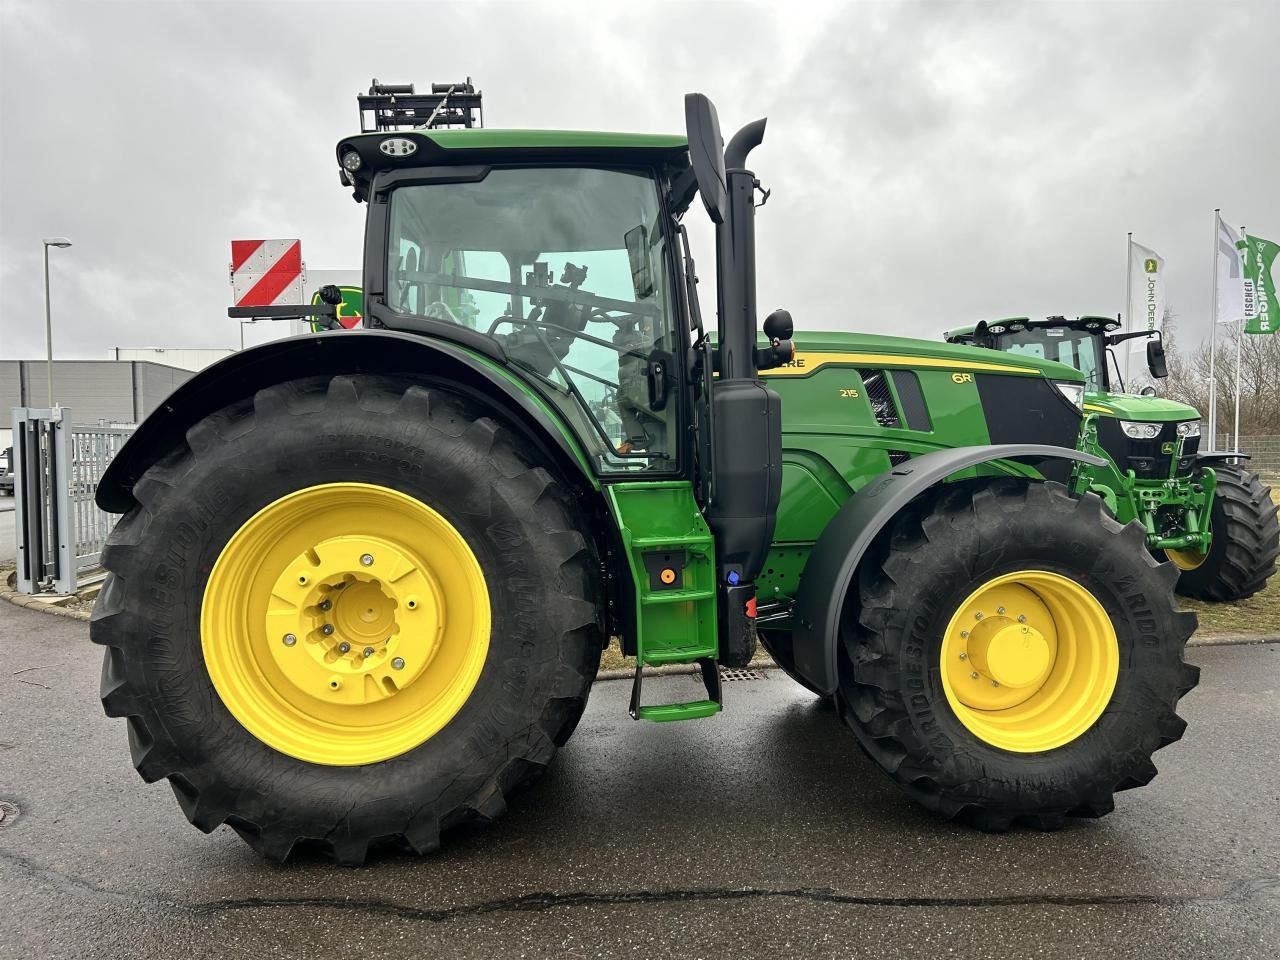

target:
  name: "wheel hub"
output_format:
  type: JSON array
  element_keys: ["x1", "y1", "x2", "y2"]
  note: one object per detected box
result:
[
  {"x1": 265, "y1": 536, "x2": 442, "y2": 706},
  {"x1": 967, "y1": 620, "x2": 1051, "y2": 689}
]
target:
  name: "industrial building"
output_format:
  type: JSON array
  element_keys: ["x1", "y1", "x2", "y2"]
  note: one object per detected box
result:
[{"x1": 1, "y1": 359, "x2": 193, "y2": 448}]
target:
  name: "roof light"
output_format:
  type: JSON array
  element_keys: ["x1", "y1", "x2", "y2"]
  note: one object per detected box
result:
[
  {"x1": 341, "y1": 150, "x2": 363, "y2": 173},
  {"x1": 379, "y1": 137, "x2": 418, "y2": 157}
]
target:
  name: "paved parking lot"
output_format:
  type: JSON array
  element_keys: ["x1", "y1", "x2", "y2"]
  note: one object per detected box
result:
[{"x1": 1, "y1": 597, "x2": 1277, "y2": 960}]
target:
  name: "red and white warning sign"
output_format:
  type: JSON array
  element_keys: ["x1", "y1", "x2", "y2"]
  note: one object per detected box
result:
[{"x1": 230, "y1": 239, "x2": 304, "y2": 308}]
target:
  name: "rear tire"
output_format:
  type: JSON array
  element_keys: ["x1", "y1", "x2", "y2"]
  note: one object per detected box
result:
[
  {"x1": 837, "y1": 480, "x2": 1198, "y2": 831},
  {"x1": 91, "y1": 375, "x2": 603, "y2": 863},
  {"x1": 1168, "y1": 464, "x2": 1279, "y2": 602}
]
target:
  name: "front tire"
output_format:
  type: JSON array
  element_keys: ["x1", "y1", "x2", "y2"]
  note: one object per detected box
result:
[
  {"x1": 1167, "y1": 464, "x2": 1279, "y2": 602},
  {"x1": 91, "y1": 375, "x2": 603, "y2": 862},
  {"x1": 837, "y1": 480, "x2": 1198, "y2": 831}
]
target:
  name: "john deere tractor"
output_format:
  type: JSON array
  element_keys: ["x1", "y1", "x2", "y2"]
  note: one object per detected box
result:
[
  {"x1": 91, "y1": 82, "x2": 1196, "y2": 863},
  {"x1": 944, "y1": 315, "x2": 1280, "y2": 601}
]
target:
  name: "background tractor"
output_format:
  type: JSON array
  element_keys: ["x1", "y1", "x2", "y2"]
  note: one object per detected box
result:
[
  {"x1": 944, "y1": 315, "x2": 1280, "y2": 602},
  {"x1": 90, "y1": 82, "x2": 1196, "y2": 863}
]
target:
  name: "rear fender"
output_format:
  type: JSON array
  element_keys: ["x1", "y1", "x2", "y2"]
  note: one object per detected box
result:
[
  {"x1": 790, "y1": 444, "x2": 1107, "y2": 695},
  {"x1": 96, "y1": 330, "x2": 597, "y2": 513}
]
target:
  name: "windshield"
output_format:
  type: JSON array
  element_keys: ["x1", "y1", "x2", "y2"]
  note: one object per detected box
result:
[
  {"x1": 387, "y1": 167, "x2": 678, "y2": 473},
  {"x1": 995, "y1": 327, "x2": 1104, "y2": 390}
]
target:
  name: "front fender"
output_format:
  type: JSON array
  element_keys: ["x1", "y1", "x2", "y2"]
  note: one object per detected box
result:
[
  {"x1": 97, "y1": 330, "x2": 597, "y2": 513},
  {"x1": 790, "y1": 444, "x2": 1107, "y2": 695}
]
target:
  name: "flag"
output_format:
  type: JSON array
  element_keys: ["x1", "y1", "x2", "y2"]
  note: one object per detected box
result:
[
  {"x1": 1240, "y1": 233, "x2": 1280, "y2": 335},
  {"x1": 1215, "y1": 215, "x2": 1245, "y2": 325},
  {"x1": 1127, "y1": 240, "x2": 1166, "y2": 375}
]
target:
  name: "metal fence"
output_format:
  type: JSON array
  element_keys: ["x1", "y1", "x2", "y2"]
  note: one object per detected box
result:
[
  {"x1": 1239, "y1": 435, "x2": 1280, "y2": 484},
  {"x1": 12, "y1": 408, "x2": 134, "y2": 595}
]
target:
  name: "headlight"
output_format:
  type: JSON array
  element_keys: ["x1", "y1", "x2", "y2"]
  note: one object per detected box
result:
[
  {"x1": 1052, "y1": 381, "x2": 1085, "y2": 409},
  {"x1": 1176, "y1": 420, "x2": 1201, "y2": 438},
  {"x1": 1120, "y1": 420, "x2": 1162, "y2": 440}
]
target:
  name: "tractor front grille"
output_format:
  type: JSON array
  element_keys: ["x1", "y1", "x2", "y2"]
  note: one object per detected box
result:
[{"x1": 1098, "y1": 420, "x2": 1199, "y2": 478}]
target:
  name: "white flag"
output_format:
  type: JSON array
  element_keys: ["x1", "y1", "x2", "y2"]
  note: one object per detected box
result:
[
  {"x1": 1127, "y1": 240, "x2": 1166, "y2": 377},
  {"x1": 1215, "y1": 214, "x2": 1246, "y2": 324}
]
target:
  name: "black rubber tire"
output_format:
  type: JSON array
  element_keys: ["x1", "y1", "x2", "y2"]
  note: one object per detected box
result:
[
  {"x1": 836, "y1": 479, "x2": 1199, "y2": 831},
  {"x1": 91, "y1": 375, "x2": 603, "y2": 863},
  {"x1": 1172, "y1": 464, "x2": 1279, "y2": 602}
]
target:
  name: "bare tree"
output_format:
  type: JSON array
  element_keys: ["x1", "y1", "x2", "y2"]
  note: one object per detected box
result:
[{"x1": 1156, "y1": 312, "x2": 1280, "y2": 437}]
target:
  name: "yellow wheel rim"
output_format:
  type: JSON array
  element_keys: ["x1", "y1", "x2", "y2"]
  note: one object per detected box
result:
[
  {"x1": 1165, "y1": 546, "x2": 1208, "y2": 571},
  {"x1": 939, "y1": 571, "x2": 1119, "y2": 753},
  {"x1": 201, "y1": 482, "x2": 490, "y2": 766}
]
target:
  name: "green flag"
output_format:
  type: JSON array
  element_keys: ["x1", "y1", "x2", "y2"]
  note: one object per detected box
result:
[{"x1": 1240, "y1": 233, "x2": 1280, "y2": 334}]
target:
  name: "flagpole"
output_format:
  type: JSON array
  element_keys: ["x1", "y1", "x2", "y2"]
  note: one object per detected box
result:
[
  {"x1": 1208, "y1": 210, "x2": 1220, "y2": 449},
  {"x1": 1124, "y1": 232, "x2": 1133, "y2": 388},
  {"x1": 1233, "y1": 225, "x2": 1245, "y2": 454}
]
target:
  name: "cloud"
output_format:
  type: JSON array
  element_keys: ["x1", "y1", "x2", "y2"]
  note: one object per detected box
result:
[{"x1": 1, "y1": 0, "x2": 1277, "y2": 361}]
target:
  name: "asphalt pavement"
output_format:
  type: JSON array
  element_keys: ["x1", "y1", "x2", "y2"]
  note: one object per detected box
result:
[{"x1": 1, "y1": 597, "x2": 1277, "y2": 960}]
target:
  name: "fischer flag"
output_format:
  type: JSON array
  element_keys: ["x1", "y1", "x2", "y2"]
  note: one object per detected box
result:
[
  {"x1": 230, "y1": 239, "x2": 303, "y2": 307},
  {"x1": 1127, "y1": 240, "x2": 1166, "y2": 375},
  {"x1": 1240, "y1": 232, "x2": 1280, "y2": 335},
  {"x1": 1215, "y1": 215, "x2": 1246, "y2": 327}
]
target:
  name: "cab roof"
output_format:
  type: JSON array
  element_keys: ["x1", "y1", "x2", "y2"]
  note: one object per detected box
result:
[
  {"x1": 944, "y1": 315, "x2": 1121, "y2": 341},
  {"x1": 336, "y1": 127, "x2": 690, "y2": 201}
]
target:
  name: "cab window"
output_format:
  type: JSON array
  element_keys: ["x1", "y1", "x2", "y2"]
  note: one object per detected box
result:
[{"x1": 387, "y1": 167, "x2": 679, "y2": 472}]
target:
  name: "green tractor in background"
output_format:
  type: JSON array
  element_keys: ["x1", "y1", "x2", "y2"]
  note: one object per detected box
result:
[
  {"x1": 90, "y1": 82, "x2": 1197, "y2": 863},
  {"x1": 944, "y1": 315, "x2": 1280, "y2": 601}
]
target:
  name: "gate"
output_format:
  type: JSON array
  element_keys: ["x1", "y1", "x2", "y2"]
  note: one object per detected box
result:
[{"x1": 12, "y1": 408, "x2": 133, "y2": 595}]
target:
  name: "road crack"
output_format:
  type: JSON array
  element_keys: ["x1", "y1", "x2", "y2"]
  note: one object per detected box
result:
[{"x1": 3, "y1": 846, "x2": 1277, "y2": 922}]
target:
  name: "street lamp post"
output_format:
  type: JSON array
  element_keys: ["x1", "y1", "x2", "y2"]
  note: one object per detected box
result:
[{"x1": 41, "y1": 237, "x2": 73, "y2": 407}]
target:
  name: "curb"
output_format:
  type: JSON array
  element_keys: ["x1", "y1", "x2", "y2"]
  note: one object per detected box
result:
[{"x1": 1, "y1": 570, "x2": 93, "y2": 622}]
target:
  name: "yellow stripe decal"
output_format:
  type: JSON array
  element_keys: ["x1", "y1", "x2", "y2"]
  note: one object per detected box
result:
[
  {"x1": 1083, "y1": 403, "x2": 1113, "y2": 414},
  {"x1": 758, "y1": 351, "x2": 1040, "y2": 377}
]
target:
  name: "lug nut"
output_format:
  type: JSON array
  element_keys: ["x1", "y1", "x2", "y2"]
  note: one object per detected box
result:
[
  {"x1": 363, "y1": 646, "x2": 375, "y2": 658},
  {"x1": 991, "y1": 680, "x2": 1000, "y2": 688},
  {"x1": 960, "y1": 630, "x2": 969, "y2": 639},
  {"x1": 996, "y1": 606, "x2": 1006, "y2": 615},
  {"x1": 1017, "y1": 614, "x2": 1027, "y2": 623},
  {"x1": 319, "y1": 599, "x2": 332, "y2": 611},
  {"x1": 360, "y1": 554, "x2": 375, "y2": 567},
  {"x1": 282, "y1": 633, "x2": 297, "y2": 647},
  {"x1": 392, "y1": 657, "x2": 405, "y2": 670},
  {"x1": 970, "y1": 671, "x2": 979, "y2": 680},
  {"x1": 321, "y1": 624, "x2": 334, "y2": 636},
  {"x1": 974, "y1": 612, "x2": 984, "y2": 621},
  {"x1": 958, "y1": 652, "x2": 968, "y2": 660},
  {"x1": 338, "y1": 641, "x2": 351, "y2": 654}
]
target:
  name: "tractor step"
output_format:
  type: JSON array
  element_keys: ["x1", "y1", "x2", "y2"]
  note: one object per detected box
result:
[
  {"x1": 636, "y1": 700, "x2": 721, "y2": 722},
  {"x1": 628, "y1": 657, "x2": 722, "y2": 722}
]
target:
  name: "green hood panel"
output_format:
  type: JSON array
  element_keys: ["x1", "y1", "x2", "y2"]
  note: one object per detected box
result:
[
  {"x1": 1083, "y1": 391, "x2": 1200, "y2": 422},
  {"x1": 785, "y1": 330, "x2": 1085, "y2": 382}
]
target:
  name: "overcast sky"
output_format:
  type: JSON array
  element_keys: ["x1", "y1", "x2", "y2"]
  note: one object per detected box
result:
[{"x1": 2, "y1": 0, "x2": 1277, "y2": 360}]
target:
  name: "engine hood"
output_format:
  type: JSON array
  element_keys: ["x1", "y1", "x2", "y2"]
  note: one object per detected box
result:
[{"x1": 1082, "y1": 391, "x2": 1200, "y2": 422}]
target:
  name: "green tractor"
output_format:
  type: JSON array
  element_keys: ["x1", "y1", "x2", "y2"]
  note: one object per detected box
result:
[
  {"x1": 91, "y1": 83, "x2": 1196, "y2": 862},
  {"x1": 944, "y1": 315, "x2": 1280, "y2": 601}
]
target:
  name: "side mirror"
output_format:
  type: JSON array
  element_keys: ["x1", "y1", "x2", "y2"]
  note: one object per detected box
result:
[
  {"x1": 763, "y1": 308, "x2": 793, "y2": 342},
  {"x1": 1146, "y1": 338, "x2": 1168, "y2": 379},
  {"x1": 624, "y1": 224, "x2": 654, "y2": 300},
  {"x1": 684, "y1": 93, "x2": 728, "y2": 225},
  {"x1": 1139, "y1": 385, "x2": 1158, "y2": 397}
]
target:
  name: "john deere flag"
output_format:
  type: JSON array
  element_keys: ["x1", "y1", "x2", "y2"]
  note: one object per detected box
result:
[
  {"x1": 1240, "y1": 233, "x2": 1280, "y2": 334},
  {"x1": 1127, "y1": 240, "x2": 1166, "y2": 377}
]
